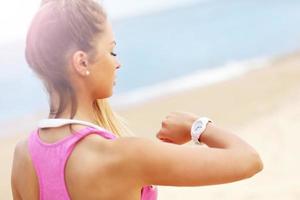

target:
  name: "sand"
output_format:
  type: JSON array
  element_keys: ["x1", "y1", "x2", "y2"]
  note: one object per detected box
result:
[{"x1": 1, "y1": 52, "x2": 300, "y2": 199}]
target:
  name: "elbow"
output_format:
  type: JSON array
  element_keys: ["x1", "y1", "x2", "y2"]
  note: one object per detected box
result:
[
  {"x1": 244, "y1": 151, "x2": 264, "y2": 178},
  {"x1": 255, "y1": 154, "x2": 264, "y2": 173}
]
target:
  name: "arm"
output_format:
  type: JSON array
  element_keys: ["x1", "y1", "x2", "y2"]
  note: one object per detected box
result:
[{"x1": 111, "y1": 112, "x2": 263, "y2": 187}]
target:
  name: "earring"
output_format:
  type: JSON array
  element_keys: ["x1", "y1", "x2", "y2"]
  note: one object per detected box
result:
[{"x1": 85, "y1": 71, "x2": 90, "y2": 76}]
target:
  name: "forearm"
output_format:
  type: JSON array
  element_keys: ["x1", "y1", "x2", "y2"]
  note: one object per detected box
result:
[
  {"x1": 200, "y1": 123, "x2": 257, "y2": 152},
  {"x1": 157, "y1": 111, "x2": 263, "y2": 177},
  {"x1": 200, "y1": 123, "x2": 263, "y2": 175}
]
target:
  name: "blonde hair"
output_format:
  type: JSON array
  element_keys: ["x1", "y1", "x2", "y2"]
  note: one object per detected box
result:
[
  {"x1": 93, "y1": 99, "x2": 134, "y2": 137},
  {"x1": 25, "y1": 0, "x2": 133, "y2": 137}
]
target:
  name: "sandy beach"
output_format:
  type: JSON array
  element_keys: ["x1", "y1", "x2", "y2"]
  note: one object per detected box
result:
[{"x1": 1, "y1": 52, "x2": 300, "y2": 199}]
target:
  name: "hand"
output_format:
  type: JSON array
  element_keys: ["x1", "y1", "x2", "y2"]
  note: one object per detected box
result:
[{"x1": 156, "y1": 111, "x2": 199, "y2": 145}]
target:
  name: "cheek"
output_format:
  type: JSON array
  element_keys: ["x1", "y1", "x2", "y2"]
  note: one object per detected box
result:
[
  {"x1": 93, "y1": 55, "x2": 114, "y2": 76},
  {"x1": 101, "y1": 56, "x2": 115, "y2": 77},
  {"x1": 89, "y1": 56, "x2": 115, "y2": 98}
]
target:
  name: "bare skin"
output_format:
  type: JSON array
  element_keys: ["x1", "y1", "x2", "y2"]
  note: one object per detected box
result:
[{"x1": 11, "y1": 21, "x2": 263, "y2": 200}]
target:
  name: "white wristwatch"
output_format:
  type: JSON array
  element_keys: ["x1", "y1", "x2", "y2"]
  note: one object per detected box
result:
[{"x1": 191, "y1": 117, "x2": 212, "y2": 144}]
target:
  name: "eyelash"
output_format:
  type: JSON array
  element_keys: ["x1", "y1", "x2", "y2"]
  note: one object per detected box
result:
[{"x1": 111, "y1": 52, "x2": 117, "y2": 57}]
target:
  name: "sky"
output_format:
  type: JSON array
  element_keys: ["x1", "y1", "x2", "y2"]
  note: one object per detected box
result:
[
  {"x1": 0, "y1": 0, "x2": 202, "y2": 45},
  {"x1": 0, "y1": 0, "x2": 39, "y2": 44}
]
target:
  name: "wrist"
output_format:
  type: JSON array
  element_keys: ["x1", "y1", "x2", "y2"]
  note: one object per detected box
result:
[
  {"x1": 198, "y1": 121, "x2": 213, "y2": 143},
  {"x1": 190, "y1": 117, "x2": 212, "y2": 144}
]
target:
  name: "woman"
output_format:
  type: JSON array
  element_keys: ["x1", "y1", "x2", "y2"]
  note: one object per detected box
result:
[{"x1": 11, "y1": 0, "x2": 263, "y2": 199}]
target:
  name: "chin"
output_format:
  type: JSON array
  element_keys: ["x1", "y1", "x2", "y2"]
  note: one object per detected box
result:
[
  {"x1": 95, "y1": 91, "x2": 113, "y2": 100},
  {"x1": 106, "y1": 90, "x2": 114, "y2": 98}
]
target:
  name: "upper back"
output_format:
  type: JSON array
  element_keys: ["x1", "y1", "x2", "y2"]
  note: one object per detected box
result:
[{"x1": 11, "y1": 125, "x2": 143, "y2": 200}]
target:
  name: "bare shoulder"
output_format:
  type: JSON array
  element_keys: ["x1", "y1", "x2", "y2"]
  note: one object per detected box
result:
[
  {"x1": 11, "y1": 139, "x2": 26, "y2": 200},
  {"x1": 12, "y1": 139, "x2": 30, "y2": 168},
  {"x1": 12, "y1": 138, "x2": 35, "y2": 174},
  {"x1": 66, "y1": 133, "x2": 120, "y2": 176},
  {"x1": 12, "y1": 138, "x2": 39, "y2": 200},
  {"x1": 67, "y1": 135, "x2": 156, "y2": 183}
]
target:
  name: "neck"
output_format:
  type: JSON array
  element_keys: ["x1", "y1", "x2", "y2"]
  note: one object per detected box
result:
[{"x1": 49, "y1": 94, "x2": 98, "y2": 124}]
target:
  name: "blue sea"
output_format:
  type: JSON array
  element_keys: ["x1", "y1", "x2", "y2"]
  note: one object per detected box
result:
[{"x1": 1, "y1": 0, "x2": 300, "y2": 123}]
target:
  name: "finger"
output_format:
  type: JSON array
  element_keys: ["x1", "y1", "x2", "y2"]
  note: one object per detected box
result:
[
  {"x1": 160, "y1": 138, "x2": 174, "y2": 143},
  {"x1": 156, "y1": 131, "x2": 160, "y2": 139},
  {"x1": 156, "y1": 129, "x2": 163, "y2": 138},
  {"x1": 156, "y1": 128, "x2": 168, "y2": 138},
  {"x1": 161, "y1": 119, "x2": 170, "y2": 128}
]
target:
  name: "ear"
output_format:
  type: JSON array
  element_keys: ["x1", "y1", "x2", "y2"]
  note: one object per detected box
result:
[{"x1": 71, "y1": 51, "x2": 90, "y2": 76}]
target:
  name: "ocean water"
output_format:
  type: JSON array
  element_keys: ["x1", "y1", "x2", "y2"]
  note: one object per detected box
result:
[{"x1": 1, "y1": 0, "x2": 300, "y2": 122}]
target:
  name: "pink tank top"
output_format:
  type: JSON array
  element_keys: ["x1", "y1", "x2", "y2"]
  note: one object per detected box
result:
[{"x1": 28, "y1": 126, "x2": 158, "y2": 200}]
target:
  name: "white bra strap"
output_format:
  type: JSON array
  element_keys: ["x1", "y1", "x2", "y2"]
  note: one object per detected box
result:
[{"x1": 38, "y1": 119, "x2": 106, "y2": 132}]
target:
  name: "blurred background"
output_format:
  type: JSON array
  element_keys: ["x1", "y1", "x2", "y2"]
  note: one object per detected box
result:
[
  {"x1": 1, "y1": 0, "x2": 300, "y2": 199},
  {"x1": 1, "y1": 0, "x2": 300, "y2": 122}
]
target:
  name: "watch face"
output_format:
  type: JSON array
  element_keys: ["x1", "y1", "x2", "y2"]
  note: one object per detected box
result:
[{"x1": 193, "y1": 121, "x2": 204, "y2": 133}]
